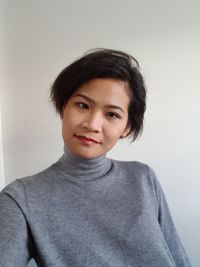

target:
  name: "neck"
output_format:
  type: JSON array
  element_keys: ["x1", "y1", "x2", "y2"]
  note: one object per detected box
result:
[{"x1": 56, "y1": 146, "x2": 112, "y2": 180}]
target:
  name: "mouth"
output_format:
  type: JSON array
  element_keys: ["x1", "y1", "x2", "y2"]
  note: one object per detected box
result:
[{"x1": 75, "y1": 135, "x2": 100, "y2": 144}]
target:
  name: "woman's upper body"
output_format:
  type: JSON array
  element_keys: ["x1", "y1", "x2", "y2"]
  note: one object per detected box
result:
[
  {"x1": 0, "y1": 49, "x2": 192, "y2": 266},
  {"x1": 0, "y1": 147, "x2": 192, "y2": 267}
]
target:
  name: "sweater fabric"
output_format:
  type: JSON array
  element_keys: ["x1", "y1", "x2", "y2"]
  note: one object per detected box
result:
[{"x1": 0, "y1": 148, "x2": 192, "y2": 267}]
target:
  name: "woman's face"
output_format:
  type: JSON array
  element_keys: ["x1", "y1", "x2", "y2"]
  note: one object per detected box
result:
[{"x1": 62, "y1": 78, "x2": 131, "y2": 159}]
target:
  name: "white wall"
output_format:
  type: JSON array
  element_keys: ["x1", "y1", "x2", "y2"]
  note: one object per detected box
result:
[
  {"x1": 0, "y1": 1, "x2": 5, "y2": 191},
  {"x1": 2, "y1": 1, "x2": 200, "y2": 266},
  {"x1": 0, "y1": 110, "x2": 5, "y2": 191}
]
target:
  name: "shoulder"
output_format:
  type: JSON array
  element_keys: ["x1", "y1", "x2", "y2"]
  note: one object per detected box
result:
[
  {"x1": 0, "y1": 160, "x2": 63, "y2": 218},
  {"x1": 1, "y1": 159, "x2": 62, "y2": 202},
  {"x1": 111, "y1": 158, "x2": 155, "y2": 177},
  {"x1": 110, "y1": 158, "x2": 161, "y2": 191}
]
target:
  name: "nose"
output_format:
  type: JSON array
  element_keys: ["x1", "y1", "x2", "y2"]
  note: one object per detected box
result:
[{"x1": 83, "y1": 112, "x2": 103, "y2": 132}]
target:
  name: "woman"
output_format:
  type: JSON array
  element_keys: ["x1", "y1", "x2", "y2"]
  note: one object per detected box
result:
[{"x1": 0, "y1": 49, "x2": 191, "y2": 266}]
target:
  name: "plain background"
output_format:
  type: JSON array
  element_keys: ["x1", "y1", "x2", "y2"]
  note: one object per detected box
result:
[{"x1": 1, "y1": 1, "x2": 200, "y2": 266}]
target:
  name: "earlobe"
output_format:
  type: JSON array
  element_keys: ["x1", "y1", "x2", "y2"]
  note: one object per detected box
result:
[
  {"x1": 120, "y1": 133, "x2": 128, "y2": 138},
  {"x1": 121, "y1": 124, "x2": 131, "y2": 138}
]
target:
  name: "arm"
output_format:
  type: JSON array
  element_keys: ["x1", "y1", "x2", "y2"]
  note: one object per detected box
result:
[
  {"x1": 0, "y1": 188, "x2": 31, "y2": 267},
  {"x1": 151, "y1": 168, "x2": 192, "y2": 267}
]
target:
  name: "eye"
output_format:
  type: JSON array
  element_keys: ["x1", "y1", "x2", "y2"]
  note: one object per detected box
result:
[
  {"x1": 106, "y1": 112, "x2": 121, "y2": 119},
  {"x1": 76, "y1": 102, "x2": 89, "y2": 110}
]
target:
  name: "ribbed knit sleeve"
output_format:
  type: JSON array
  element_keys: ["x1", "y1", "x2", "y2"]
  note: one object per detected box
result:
[
  {"x1": 149, "y1": 167, "x2": 192, "y2": 267},
  {"x1": 0, "y1": 180, "x2": 31, "y2": 267}
]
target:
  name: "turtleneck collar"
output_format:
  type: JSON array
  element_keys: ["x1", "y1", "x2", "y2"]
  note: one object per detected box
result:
[{"x1": 56, "y1": 146, "x2": 112, "y2": 180}]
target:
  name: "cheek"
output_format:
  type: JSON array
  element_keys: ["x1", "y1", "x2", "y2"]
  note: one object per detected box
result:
[
  {"x1": 106, "y1": 126, "x2": 124, "y2": 140},
  {"x1": 62, "y1": 122, "x2": 68, "y2": 140},
  {"x1": 62, "y1": 113, "x2": 82, "y2": 136},
  {"x1": 62, "y1": 117, "x2": 72, "y2": 137}
]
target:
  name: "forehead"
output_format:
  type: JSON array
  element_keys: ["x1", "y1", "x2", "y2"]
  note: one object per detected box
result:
[{"x1": 73, "y1": 78, "x2": 131, "y2": 107}]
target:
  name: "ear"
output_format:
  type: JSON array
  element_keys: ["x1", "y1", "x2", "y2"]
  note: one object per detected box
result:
[
  {"x1": 61, "y1": 104, "x2": 66, "y2": 119},
  {"x1": 120, "y1": 124, "x2": 131, "y2": 138}
]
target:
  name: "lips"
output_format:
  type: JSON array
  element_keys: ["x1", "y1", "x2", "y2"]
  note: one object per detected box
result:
[{"x1": 75, "y1": 135, "x2": 100, "y2": 144}]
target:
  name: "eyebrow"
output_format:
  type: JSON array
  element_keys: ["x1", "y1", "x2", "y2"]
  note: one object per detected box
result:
[{"x1": 73, "y1": 93, "x2": 125, "y2": 113}]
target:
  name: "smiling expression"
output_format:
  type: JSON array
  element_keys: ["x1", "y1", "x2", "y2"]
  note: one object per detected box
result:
[{"x1": 62, "y1": 78, "x2": 131, "y2": 159}]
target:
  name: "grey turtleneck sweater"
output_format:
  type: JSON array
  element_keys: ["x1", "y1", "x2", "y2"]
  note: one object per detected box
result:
[{"x1": 0, "y1": 148, "x2": 191, "y2": 267}]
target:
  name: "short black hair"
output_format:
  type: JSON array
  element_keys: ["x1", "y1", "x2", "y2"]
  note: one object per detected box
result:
[{"x1": 50, "y1": 48, "x2": 146, "y2": 141}]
